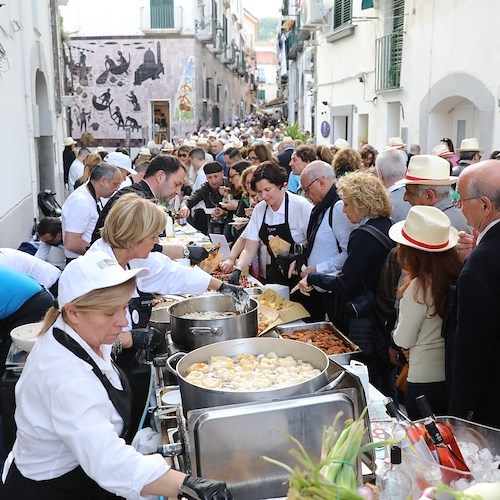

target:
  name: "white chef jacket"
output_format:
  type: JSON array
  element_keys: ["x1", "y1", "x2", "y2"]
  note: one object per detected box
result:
[
  {"x1": 1, "y1": 316, "x2": 168, "y2": 499},
  {"x1": 0, "y1": 248, "x2": 61, "y2": 288},
  {"x1": 244, "y1": 191, "x2": 312, "y2": 245},
  {"x1": 89, "y1": 239, "x2": 212, "y2": 329},
  {"x1": 61, "y1": 184, "x2": 102, "y2": 259}
]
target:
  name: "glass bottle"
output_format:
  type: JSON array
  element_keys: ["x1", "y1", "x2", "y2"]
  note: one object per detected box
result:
[
  {"x1": 379, "y1": 445, "x2": 412, "y2": 500},
  {"x1": 423, "y1": 419, "x2": 470, "y2": 483},
  {"x1": 415, "y1": 395, "x2": 467, "y2": 463},
  {"x1": 384, "y1": 397, "x2": 435, "y2": 463}
]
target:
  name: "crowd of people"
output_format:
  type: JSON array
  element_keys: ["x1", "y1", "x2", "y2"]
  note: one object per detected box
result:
[{"x1": 0, "y1": 119, "x2": 499, "y2": 497}]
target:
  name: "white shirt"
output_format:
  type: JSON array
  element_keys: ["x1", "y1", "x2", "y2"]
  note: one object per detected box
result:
[
  {"x1": 89, "y1": 239, "x2": 212, "y2": 329},
  {"x1": 2, "y1": 316, "x2": 168, "y2": 499},
  {"x1": 188, "y1": 164, "x2": 207, "y2": 193},
  {"x1": 0, "y1": 248, "x2": 61, "y2": 288},
  {"x1": 307, "y1": 200, "x2": 356, "y2": 274},
  {"x1": 62, "y1": 184, "x2": 101, "y2": 259},
  {"x1": 244, "y1": 191, "x2": 312, "y2": 245},
  {"x1": 476, "y1": 218, "x2": 500, "y2": 245},
  {"x1": 35, "y1": 241, "x2": 66, "y2": 269},
  {"x1": 68, "y1": 158, "x2": 85, "y2": 192}
]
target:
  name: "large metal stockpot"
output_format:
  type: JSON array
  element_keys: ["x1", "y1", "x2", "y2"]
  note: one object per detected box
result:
[
  {"x1": 167, "y1": 337, "x2": 330, "y2": 415},
  {"x1": 168, "y1": 294, "x2": 258, "y2": 350}
]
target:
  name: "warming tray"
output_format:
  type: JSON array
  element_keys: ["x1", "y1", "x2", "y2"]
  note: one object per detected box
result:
[
  {"x1": 275, "y1": 321, "x2": 361, "y2": 364},
  {"x1": 188, "y1": 390, "x2": 357, "y2": 499}
]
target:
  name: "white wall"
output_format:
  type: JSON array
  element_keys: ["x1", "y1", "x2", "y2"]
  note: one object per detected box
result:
[
  {"x1": 309, "y1": 0, "x2": 500, "y2": 153},
  {"x1": 0, "y1": 1, "x2": 65, "y2": 248}
]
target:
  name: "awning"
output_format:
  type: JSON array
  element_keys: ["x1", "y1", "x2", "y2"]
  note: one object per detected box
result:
[{"x1": 264, "y1": 96, "x2": 286, "y2": 108}]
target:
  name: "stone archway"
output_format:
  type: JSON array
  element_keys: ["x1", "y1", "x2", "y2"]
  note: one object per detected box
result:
[
  {"x1": 35, "y1": 69, "x2": 55, "y2": 191},
  {"x1": 419, "y1": 73, "x2": 494, "y2": 154}
]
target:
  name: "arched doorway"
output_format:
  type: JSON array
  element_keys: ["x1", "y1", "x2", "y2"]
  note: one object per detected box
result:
[
  {"x1": 35, "y1": 70, "x2": 55, "y2": 192},
  {"x1": 420, "y1": 73, "x2": 494, "y2": 154}
]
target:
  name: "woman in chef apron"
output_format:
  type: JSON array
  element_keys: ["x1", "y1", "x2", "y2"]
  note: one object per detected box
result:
[
  {"x1": 1, "y1": 251, "x2": 232, "y2": 499},
  {"x1": 229, "y1": 161, "x2": 312, "y2": 288}
]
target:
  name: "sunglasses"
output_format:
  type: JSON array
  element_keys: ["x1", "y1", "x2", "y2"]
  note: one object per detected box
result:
[{"x1": 178, "y1": 153, "x2": 188, "y2": 158}]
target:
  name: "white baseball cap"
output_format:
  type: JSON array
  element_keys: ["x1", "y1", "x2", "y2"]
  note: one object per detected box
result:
[
  {"x1": 105, "y1": 152, "x2": 137, "y2": 175},
  {"x1": 58, "y1": 251, "x2": 148, "y2": 309}
]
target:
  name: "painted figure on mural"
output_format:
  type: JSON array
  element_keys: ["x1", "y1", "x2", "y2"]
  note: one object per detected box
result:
[
  {"x1": 77, "y1": 108, "x2": 91, "y2": 132},
  {"x1": 100, "y1": 88, "x2": 112, "y2": 106},
  {"x1": 111, "y1": 106, "x2": 125, "y2": 129},
  {"x1": 126, "y1": 90, "x2": 141, "y2": 111},
  {"x1": 125, "y1": 116, "x2": 141, "y2": 132}
]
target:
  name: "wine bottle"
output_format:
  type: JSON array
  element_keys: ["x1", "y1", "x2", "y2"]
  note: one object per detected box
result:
[
  {"x1": 423, "y1": 419, "x2": 470, "y2": 483},
  {"x1": 415, "y1": 395, "x2": 467, "y2": 463},
  {"x1": 379, "y1": 445, "x2": 412, "y2": 499},
  {"x1": 384, "y1": 397, "x2": 435, "y2": 463}
]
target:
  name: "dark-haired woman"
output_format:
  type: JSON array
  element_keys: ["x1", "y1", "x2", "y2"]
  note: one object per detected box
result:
[
  {"x1": 230, "y1": 161, "x2": 312, "y2": 286},
  {"x1": 390, "y1": 205, "x2": 462, "y2": 419}
]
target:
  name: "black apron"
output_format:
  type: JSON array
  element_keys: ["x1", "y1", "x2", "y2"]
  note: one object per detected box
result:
[
  {"x1": 258, "y1": 192, "x2": 295, "y2": 285},
  {"x1": 128, "y1": 288, "x2": 154, "y2": 329},
  {"x1": 2, "y1": 328, "x2": 132, "y2": 500}
]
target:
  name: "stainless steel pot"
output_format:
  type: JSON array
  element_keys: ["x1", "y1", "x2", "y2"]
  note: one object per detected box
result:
[
  {"x1": 168, "y1": 294, "x2": 258, "y2": 350},
  {"x1": 166, "y1": 337, "x2": 330, "y2": 415},
  {"x1": 149, "y1": 294, "x2": 192, "y2": 335}
]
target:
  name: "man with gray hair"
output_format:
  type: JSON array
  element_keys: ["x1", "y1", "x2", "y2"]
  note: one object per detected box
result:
[
  {"x1": 375, "y1": 149, "x2": 411, "y2": 222},
  {"x1": 278, "y1": 160, "x2": 357, "y2": 322},
  {"x1": 400, "y1": 155, "x2": 470, "y2": 232},
  {"x1": 62, "y1": 163, "x2": 122, "y2": 262}
]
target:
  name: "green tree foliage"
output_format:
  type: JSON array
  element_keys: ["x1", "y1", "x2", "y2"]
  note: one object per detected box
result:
[{"x1": 258, "y1": 17, "x2": 279, "y2": 41}]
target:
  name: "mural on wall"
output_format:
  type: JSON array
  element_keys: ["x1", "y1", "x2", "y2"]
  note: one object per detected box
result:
[
  {"x1": 173, "y1": 56, "x2": 196, "y2": 137},
  {"x1": 65, "y1": 39, "x2": 190, "y2": 146}
]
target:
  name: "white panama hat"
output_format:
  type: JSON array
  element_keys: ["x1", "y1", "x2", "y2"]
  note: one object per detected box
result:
[{"x1": 396, "y1": 154, "x2": 457, "y2": 186}]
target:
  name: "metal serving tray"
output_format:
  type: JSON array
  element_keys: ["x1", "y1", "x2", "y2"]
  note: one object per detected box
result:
[
  {"x1": 188, "y1": 391, "x2": 357, "y2": 499},
  {"x1": 275, "y1": 321, "x2": 361, "y2": 364}
]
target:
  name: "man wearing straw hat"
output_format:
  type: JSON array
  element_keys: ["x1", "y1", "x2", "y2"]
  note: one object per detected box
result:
[
  {"x1": 452, "y1": 138, "x2": 483, "y2": 177},
  {"x1": 397, "y1": 155, "x2": 470, "y2": 233},
  {"x1": 447, "y1": 160, "x2": 500, "y2": 428}
]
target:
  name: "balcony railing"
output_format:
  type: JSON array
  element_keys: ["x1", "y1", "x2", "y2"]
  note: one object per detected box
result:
[
  {"x1": 375, "y1": 31, "x2": 404, "y2": 91},
  {"x1": 140, "y1": 5, "x2": 183, "y2": 31},
  {"x1": 286, "y1": 21, "x2": 305, "y2": 60},
  {"x1": 196, "y1": 18, "x2": 216, "y2": 43}
]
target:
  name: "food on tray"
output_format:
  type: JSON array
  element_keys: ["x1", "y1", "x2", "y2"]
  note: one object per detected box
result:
[
  {"x1": 259, "y1": 299, "x2": 287, "y2": 311},
  {"x1": 199, "y1": 243, "x2": 223, "y2": 273},
  {"x1": 184, "y1": 352, "x2": 321, "y2": 391},
  {"x1": 232, "y1": 215, "x2": 249, "y2": 223},
  {"x1": 180, "y1": 311, "x2": 238, "y2": 320},
  {"x1": 211, "y1": 269, "x2": 261, "y2": 288},
  {"x1": 281, "y1": 327, "x2": 355, "y2": 356}
]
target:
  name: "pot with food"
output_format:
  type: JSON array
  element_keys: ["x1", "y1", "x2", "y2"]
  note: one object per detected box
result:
[
  {"x1": 168, "y1": 294, "x2": 259, "y2": 350},
  {"x1": 166, "y1": 337, "x2": 330, "y2": 415}
]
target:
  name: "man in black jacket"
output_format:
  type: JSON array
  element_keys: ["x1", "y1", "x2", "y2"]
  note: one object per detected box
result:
[
  {"x1": 179, "y1": 162, "x2": 227, "y2": 235},
  {"x1": 448, "y1": 160, "x2": 500, "y2": 428}
]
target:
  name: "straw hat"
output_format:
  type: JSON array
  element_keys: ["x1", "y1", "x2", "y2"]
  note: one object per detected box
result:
[
  {"x1": 431, "y1": 144, "x2": 454, "y2": 159},
  {"x1": 63, "y1": 137, "x2": 77, "y2": 147},
  {"x1": 104, "y1": 152, "x2": 137, "y2": 175},
  {"x1": 456, "y1": 138, "x2": 483, "y2": 153},
  {"x1": 333, "y1": 138, "x2": 349, "y2": 150},
  {"x1": 389, "y1": 205, "x2": 459, "y2": 252},
  {"x1": 138, "y1": 147, "x2": 152, "y2": 157},
  {"x1": 161, "y1": 142, "x2": 174, "y2": 152},
  {"x1": 396, "y1": 154, "x2": 457, "y2": 185}
]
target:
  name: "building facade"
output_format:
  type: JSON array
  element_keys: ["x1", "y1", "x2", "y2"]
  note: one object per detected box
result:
[
  {"x1": 280, "y1": 0, "x2": 500, "y2": 153},
  {"x1": 0, "y1": 0, "x2": 66, "y2": 248},
  {"x1": 60, "y1": 0, "x2": 255, "y2": 146}
]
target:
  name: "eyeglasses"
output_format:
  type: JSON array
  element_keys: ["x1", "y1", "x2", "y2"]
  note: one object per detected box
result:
[
  {"x1": 304, "y1": 177, "x2": 321, "y2": 194},
  {"x1": 452, "y1": 193, "x2": 479, "y2": 208},
  {"x1": 249, "y1": 156, "x2": 258, "y2": 162}
]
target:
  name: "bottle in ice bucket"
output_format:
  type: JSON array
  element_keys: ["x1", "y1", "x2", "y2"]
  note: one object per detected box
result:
[
  {"x1": 423, "y1": 419, "x2": 470, "y2": 483},
  {"x1": 384, "y1": 397, "x2": 435, "y2": 462},
  {"x1": 378, "y1": 445, "x2": 412, "y2": 499},
  {"x1": 416, "y1": 395, "x2": 468, "y2": 463}
]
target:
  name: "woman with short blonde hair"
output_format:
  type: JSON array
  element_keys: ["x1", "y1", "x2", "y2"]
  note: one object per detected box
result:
[
  {"x1": 100, "y1": 193, "x2": 167, "y2": 249},
  {"x1": 294, "y1": 170, "x2": 395, "y2": 397},
  {"x1": 336, "y1": 170, "x2": 392, "y2": 219}
]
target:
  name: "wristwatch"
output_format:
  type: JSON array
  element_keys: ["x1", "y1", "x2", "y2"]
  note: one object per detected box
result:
[{"x1": 183, "y1": 246, "x2": 190, "y2": 258}]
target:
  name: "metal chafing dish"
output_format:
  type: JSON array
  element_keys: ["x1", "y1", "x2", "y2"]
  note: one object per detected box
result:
[
  {"x1": 152, "y1": 358, "x2": 374, "y2": 500},
  {"x1": 275, "y1": 321, "x2": 362, "y2": 365}
]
